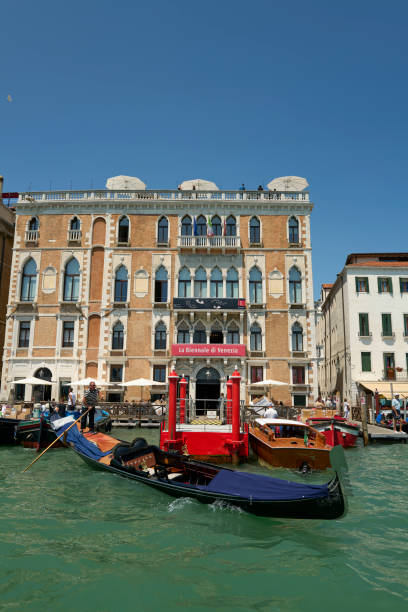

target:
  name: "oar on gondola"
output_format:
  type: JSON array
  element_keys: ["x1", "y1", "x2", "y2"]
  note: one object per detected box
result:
[{"x1": 22, "y1": 407, "x2": 92, "y2": 473}]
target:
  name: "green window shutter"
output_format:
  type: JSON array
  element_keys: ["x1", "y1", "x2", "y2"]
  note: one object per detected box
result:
[
  {"x1": 359, "y1": 313, "x2": 369, "y2": 336},
  {"x1": 361, "y1": 352, "x2": 371, "y2": 372},
  {"x1": 355, "y1": 277, "x2": 359, "y2": 292},
  {"x1": 365, "y1": 277, "x2": 369, "y2": 293},
  {"x1": 378, "y1": 278, "x2": 382, "y2": 293},
  {"x1": 382, "y1": 314, "x2": 392, "y2": 335},
  {"x1": 359, "y1": 313, "x2": 363, "y2": 335},
  {"x1": 388, "y1": 277, "x2": 393, "y2": 293}
]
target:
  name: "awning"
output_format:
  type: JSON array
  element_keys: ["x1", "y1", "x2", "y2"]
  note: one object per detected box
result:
[{"x1": 358, "y1": 381, "x2": 408, "y2": 398}]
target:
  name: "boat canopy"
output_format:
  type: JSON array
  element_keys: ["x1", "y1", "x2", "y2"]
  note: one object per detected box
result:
[{"x1": 255, "y1": 418, "x2": 308, "y2": 427}]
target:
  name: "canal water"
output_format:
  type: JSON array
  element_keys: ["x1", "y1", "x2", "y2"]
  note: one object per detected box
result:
[{"x1": 1, "y1": 429, "x2": 407, "y2": 611}]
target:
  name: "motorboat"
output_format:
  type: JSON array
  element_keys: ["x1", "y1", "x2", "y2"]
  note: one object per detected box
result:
[
  {"x1": 249, "y1": 418, "x2": 332, "y2": 471},
  {"x1": 305, "y1": 416, "x2": 359, "y2": 448},
  {"x1": 58, "y1": 423, "x2": 348, "y2": 520}
]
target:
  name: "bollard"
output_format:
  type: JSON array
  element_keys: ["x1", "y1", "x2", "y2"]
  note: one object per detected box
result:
[
  {"x1": 226, "y1": 378, "x2": 232, "y2": 424},
  {"x1": 168, "y1": 368, "x2": 178, "y2": 442},
  {"x1": 179, "y1": 375, "x2": 187, "y2": 424}
]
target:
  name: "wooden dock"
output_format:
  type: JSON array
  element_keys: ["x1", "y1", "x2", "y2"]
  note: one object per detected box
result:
[{"x1": 354, "y1": 422, "x2": 408, "y2": 442}]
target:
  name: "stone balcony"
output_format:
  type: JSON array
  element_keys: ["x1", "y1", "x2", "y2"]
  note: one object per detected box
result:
[{"x1": 177, "y1": 235, "x2": 240, "y2": 251}]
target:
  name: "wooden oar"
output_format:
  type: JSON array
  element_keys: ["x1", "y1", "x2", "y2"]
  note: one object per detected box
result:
[{"x1": 22, "y1": 407, "x2": 92, "y2": 473}]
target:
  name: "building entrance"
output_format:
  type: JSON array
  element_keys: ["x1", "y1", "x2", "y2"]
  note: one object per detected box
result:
[
  {"x1": 195, "y1": 367, "x2": 220, "y2": 415},
  {"x1": 33, "y1": 367, "x2": 52, "y2": 402}
]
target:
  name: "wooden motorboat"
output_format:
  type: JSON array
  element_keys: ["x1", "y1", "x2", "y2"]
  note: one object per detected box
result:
[
  {"x1": 17, "y1": 409, "x2": 112, "y2": 449},
  {"x1": 249, "y1": 418, "x2": 332, "y2": 471},
  {"x1": 306, "y1": 416, "x2": 359, "y2": 448},
  {"x1": 58, "y1": 423, "x2": 348, "y2": 520}
]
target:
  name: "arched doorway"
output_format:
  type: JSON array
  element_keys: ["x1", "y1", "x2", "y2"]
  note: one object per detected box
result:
[
  {"x1": 33, "y1": 367, "x2": 52, "y2": 402},
  {"x1": 196, "y1": 367, "x2": 220, "y2": 415}
]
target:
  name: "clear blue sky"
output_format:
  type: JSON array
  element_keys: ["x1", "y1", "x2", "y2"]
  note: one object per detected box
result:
[{"x1": 1, "y1": 0, "x2": 407, "y2": 295}]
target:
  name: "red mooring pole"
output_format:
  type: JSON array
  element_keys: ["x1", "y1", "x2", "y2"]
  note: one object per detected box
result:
[
  {"x1": 231, "y1": 368, "x2": 241, "y2": 460},
  {"x1": 226, "y1": 378, "x2": 232, "y2": 424},
  {"x1": 179, "y1": 375, "x2": 187, "y2": 424},
  {"x1": 168, "y1": 368, "x2": 178, "y2": 442}
]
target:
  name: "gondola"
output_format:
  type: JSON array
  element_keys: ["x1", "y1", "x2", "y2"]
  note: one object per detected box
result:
[
  {"x1": 58, "y1": 422, "x2": 349, "y2": 519},
  {"x1": 0, "y1": 417, "x2": 20, "y2": 445},
  {"x1": 17, "y1": 408, "x2": 112, "y2": 449}
]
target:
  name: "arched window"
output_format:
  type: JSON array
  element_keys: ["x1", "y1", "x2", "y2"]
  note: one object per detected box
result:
[
  {"x1": 193, "y1": 321, "x2": 206, "y2": 344},
  {"x1": 63, "y1": 258, "x2": 80, "y2": 302},
  {"x1": 210, "y1": 321, "x2": 223, "y2": 343},
  {"x1": 227, "y1": 322, "x2": 240, "y2": 344},
  {"x1": 212, "y1": 215, "x2": 222, "y2": 236},
  {"x1": 177, "y1": 321, "x2": 190, "y2": 344},
  {"x1": 157, "y1": 216, "x2": 168, "y2": 244},
  {"x1": 196, "y1": 215, "x2": 207, "y2": 236},
  {"x1": 29, "y1": 217, "x2": 39, "y2": 231},
  {"x1": 250, "y1": 323, "x2": 262, "y2": 350},
  {"x1": 155, "y1": 322, "x2": 167, "y2": 349},
  {"x1": 112, "y1": 321, "x2": 124, "y2": 350},
  {"x1": 194, "y1": 267, "x2": 207, "y2": 298},
  {"x1": 289, "y1": 216, "x2": 299, "y2": 244},
  {"x1": 292, "y1": 322, "x2": 303, "y2": 351},
  {"x1": 210, "y1": 267, "x2": 223, "y2": 298},
  {"x1": 181, "y1": 215, "x2": 192, "y2": 236},
  {"x1": 226, "y1": 267, "x2": 239, "y2": 298},
  {"x1": 20, "y1": 258, "x2": 37, "y2": 301},
  {"x1": 289, "y1": 267, "x2": 302, "y2": 304},
  {"x1": 70, "y1": 216, "x2": 80, "y2": 230},
  {"x1": 114, "y1": 265, "x2": 128, "y2": 302},
  {"x1": 249, "y1": 216, "x2": 260, "y2": 244},
  {"x1": 249, "y1": 266, "x2": 262, "y2": 303},
  {"x1": 225, "y1": 215, "x2": 236, "y2": 236},
  {"x1": 118, "y1": 216, "x2": 129, "y2": 243},
  {"x1": 178, "y1": 267, "x2": 191, "y2": 298},
  {"x1": 154, "y1": 266, "x2": 168, "y2": 303}
]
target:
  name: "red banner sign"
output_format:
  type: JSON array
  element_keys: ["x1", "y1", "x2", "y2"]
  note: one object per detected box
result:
[{"x1": 171, "y1": 344, "x2": 246, "y2": 357}]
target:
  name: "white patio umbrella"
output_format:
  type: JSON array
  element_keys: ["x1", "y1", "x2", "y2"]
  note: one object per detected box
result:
[
  {"x1": 250, "y1": 379, "x2": 289, "y2": 387},
  {"x1": 70, "y1": 377, "x2": 109, "y2": 387},
  {"x1": 120, "y1": 378, "x2": 163, "y2": 402},
  {"x1": 10, "y1": 377, "x2": 53, "y2": 386}
]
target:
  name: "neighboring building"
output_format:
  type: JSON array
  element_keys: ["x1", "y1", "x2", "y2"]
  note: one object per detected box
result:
[
  {"x1": 1, "y1": 175, "x2": 318, "y2": 407},
  {"x1": 317, "y1": 253, "x2": 408, "y2": 403},
  {"x1": 0, "y1": 177, "x2": 16, "y2": 389}
]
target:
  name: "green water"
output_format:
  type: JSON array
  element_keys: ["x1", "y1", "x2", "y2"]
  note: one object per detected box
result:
[{"x1": 1, "y1": 429, "x2": 407, "y2": 612}]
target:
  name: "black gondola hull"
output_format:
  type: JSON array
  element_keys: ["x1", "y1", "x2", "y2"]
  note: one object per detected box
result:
[{"x1": 73, "y1": 447, "x2": 347, "y2": 520}]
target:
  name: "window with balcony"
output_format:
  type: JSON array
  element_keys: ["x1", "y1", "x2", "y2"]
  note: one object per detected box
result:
[
  {"x1": 291, "y1": 322, "x2": 303, "y2": 351},
  {"x1": 249, "y1": 266, "x2": 262, "y2": 303},
  {"x1": 355, "y1": 277, "x2": 369, "y2": 293},
  {"x1": 292, "y1": 366, "x2": 305, "y2": 384},
  {"x1": 181, "y1": 215, "x2": 192, "y2": 236},
  {"x1": 288, "y1": 216, "x2": 299, "y2": 243},
  {"x1": 212, "y1": 215, "x2": 222, "y2": 236},
  {"x1": 249, "y1": 217, "x2": 260, "y2": 244},
  {"x1": 70, "y1": 217, "x2": 80, "y2": 230},
  {"x1": 154, "y1": 266, "x2": 168, "y2": 302},
  {"x1": 118, "y1": 216, "x2": 129, "y2": 243},
  {"x1": 154, "y1": 322, "x2": 167, "y2": 349},
  {"x1": 153, "y1": 365, "x2": 166, "y2": 383},
  {"x1": 289, "y1": 267, "x2": 302, "y2": 304},
  {"x1": 62, "y1": 321, "x2": 74, "y2": 347},
  {"x1": 112, "y1": 321, "x2": 124, "y2": 349},
  {"x1": 29, "y1": 217, "x2": 39, "y2": 231},
  {"x1": 63, "y1": 258, "x2": 80, "y2": 302},
  {"x1": 378, "y1": 277, "x2": 392, "y2": 294},
  {"x1": 196, "y1": 215, "x2": 207, "y2": 236},
  {"x1": 177, "y1": 322, "x2": 190, "y2": 343},
  {"x1": 225, "y1": 215, "x2": 236, "y2": 236},
  {"x1": 400, "y1": 278, "x2": 408, "y2": 294},
  {"x1": 404, "y1": 314, "x2": 408, "y2": 337},
  {"x1": 193, "y1": 322, "x2": 206, "y2": 343},
  {"x1": 114, "y1": 265, "x2": 128, "y2": 302},
  {"x1": 157, "y1": 216, "x2": 168, "y2": 244},
  {"x1": 110, "y1": 365, "x2": 123, "y2": 383},
  {"x1": 359, "y1": 313, "x2": 370, "y2": 336},
  {"x1": 18, "y1": 321, "x2": 30, "y2": 348},
  {"x1": 178, "y1": 267, "x2": 191, "y2": 297},
  {"x1": 226, "y1": 267, "x2": 239, "y2": 298},
  {"x1": 384, "y1": 353, "x2": 395, "y2": 377},
  {"x1": 382, "y1": 313, "x2": 393, "y2": 336},
  {"x1": 210, "y1": 267, "x2": 223, "y2": 298},
  {"x1": 194, "y1": 267, "x2": 207, "y2": 298},
  {"x1": 250, "y1": 323, "x2": 262, "y2": 350},
  {"x1": 251, "y1": 366, "x2": 263, "y2": 383},
  {"x1": 20, "y1": 258, "x2": 37, "y2": 301},
  {"x1": 227, "y1": 323, "x2": 239, "y2": 344},
  {"x1": 361, "y1": 352, "x2": 371, "y2": 372}
]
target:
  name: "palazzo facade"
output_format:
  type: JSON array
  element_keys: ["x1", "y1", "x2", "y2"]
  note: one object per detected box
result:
[{"x1": 1, "y1": 175, "x2": 318, "y2": 407}]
